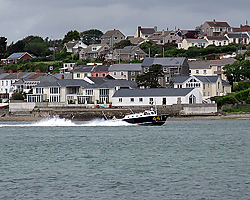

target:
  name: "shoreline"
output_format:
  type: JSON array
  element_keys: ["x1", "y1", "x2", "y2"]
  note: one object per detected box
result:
[{"x1": 0, "y1": 113, "x2": 250, "y2": 122}]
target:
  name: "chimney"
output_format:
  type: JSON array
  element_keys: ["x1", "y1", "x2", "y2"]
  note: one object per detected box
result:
[
  {"x1": 154, "y1": 26, "x2": 157, "y2": 32},
  {"x1": 62, "y1": 75, "x2": 64, "y2": 79},
  {"x1": 213, "y1": 19, "x2": 216, "y2": 23},
  {"x1": 138, "y1": 26, "x2": 141, "y2": 37}
]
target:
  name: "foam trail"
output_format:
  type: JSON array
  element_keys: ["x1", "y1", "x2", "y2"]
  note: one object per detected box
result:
[
  {"x1": 0, "y1": 117, "x2": 134, "y2": 127},
  {"x1": 33, "y1": 116, "x2": 77, "y2": 126},
  {"x1": 84, "y1": 119, "x2": 134, "y2": 126}
]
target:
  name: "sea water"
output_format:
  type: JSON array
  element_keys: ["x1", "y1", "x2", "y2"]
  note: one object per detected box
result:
[{"x1": 0, "y1": 118, "x2": 249, "y2": 199}]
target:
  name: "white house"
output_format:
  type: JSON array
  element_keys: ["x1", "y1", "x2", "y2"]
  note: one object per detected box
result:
[
  {"x1": 112, "y1": 88, "x2": 202, "y2": 107},
  {"x1": 174, "y1": 75, "x2": 231, "y2": 100}
]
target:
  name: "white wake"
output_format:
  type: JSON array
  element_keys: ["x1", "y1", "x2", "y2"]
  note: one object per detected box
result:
[{"x1": 0, "y1": 117, "x2": 133, "y2": 127}]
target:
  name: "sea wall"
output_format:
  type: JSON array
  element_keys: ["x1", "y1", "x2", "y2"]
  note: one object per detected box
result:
[{"x1": 7, "y1": 102, "x2": 218, "y2": 121}]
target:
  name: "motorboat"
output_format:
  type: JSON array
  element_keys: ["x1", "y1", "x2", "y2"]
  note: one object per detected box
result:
[{"x1": 122, "y1": 108, "x2": 169, "y2": 126}]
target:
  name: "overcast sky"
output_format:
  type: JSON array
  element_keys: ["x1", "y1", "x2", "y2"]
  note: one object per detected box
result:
[{"x1": 1, "y1": 0, "x2": 249, "y2": 44}]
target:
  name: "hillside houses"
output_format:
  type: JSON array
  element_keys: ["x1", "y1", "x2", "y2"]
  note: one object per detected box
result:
[{"x1": 2, "y1": 19, "x2": 249, "y2": 110}]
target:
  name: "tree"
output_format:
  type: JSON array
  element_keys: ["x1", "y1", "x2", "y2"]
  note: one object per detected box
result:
[
  {"x1": 223, "y1": 60, "x2": 250, "y2": 85},
  {"x1": 80, "y1": 29, "x2": 103, "y2": 45},
  {"x1": 136, "y1": 64, "x2": 164, "y2": 88},
  {"x1": 114, "y1": 40, "x2": 132, "y2": 49},
  {"x1": 139, "y1": 41, "x2": 161, "y2": 57},
  {"x1": 62, "y1": 30, "x2": 80, "y2": 44},
  {"x1": 0, "y1": 37, "x2": 7, "y2": 59}
]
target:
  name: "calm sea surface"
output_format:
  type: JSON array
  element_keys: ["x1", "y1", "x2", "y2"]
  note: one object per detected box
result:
[{"x1": 0, "y1": 118, "x2": 249, "y2": 199}]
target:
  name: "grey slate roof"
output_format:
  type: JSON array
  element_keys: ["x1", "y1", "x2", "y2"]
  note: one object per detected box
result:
[
  {"x1": 185, "y1": 39, "x2": 208, "y2": 43},
  {"x1": 188, "y1": 60, "x2": 211, "y2": 69},
  {"x1": 109, "y1": 64, "x2": 141, "y2": 72},
  {"x1": 227, "y1": 33, "x2": 249, "y2": 38},
  {"x1": 74, "y1": 65, "x2": 94, "y2": 73},
  {"x1": 174, "y1": 75, "x2": 219, "y2": 83},
  {"x1": 113, "y1": 88, "x2": 194, "y2": 97},
  {"x1": 85, "y1": 79, "x2": 137, "y2": 89},
  {"x1": 206, "y1": 36, "x2": 228, "y2": 40},
  {"x1": 142, "y1": 57, "x2": 186, "y2": 67},
  {"x1": 210, "y1": 58, "x2": 236, "y2": 66}
]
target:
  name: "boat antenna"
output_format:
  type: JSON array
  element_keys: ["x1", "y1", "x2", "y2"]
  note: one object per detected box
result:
[
  {"x1": 154, "y1": 99, "x2": 157, "y2": 115},
  {"x1": 102, "y1": 111, "x2": 108, "y2": 120}
]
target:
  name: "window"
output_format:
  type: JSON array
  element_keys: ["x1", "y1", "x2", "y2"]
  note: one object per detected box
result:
[
  {"x1": 114, "y1": 37, "x2": 118, "y2": 40},
  {"x1": 149, "y1": 98, "x2": 153, "y2": 102},
  {"x1": 102, "y1": 73, "x2": 106, "y2": 77},
  {"x1": 92, "y1": 47, "x2": 97, "y2": 51},
  {"x1": 131, "y1": 78, "x2": 135, "y2": 81},
  {"x1": 119, "y1": 98, "x2": 122, "y2": 102},
  {"x1": 86, "y1": 90, "x2": 93, "y2": 96},
  {"x1": 144, "y1": 68, "x2": 148, "y2": 73},
  {"x1": 203, "y1": 70, "x2": 207, "y2": 74},
  {"x1": 131, "y1": 72, "x2": 135, "y2": 76},
  {"x1": 130, "y1": 98, "x2": 134, "y2": 102},
  {"x1": 163, "y1": 67, "x2": 168, "y2": 72},
  {"x1": 203, "y1": 84, "x2": 205, "y2": 89},
  {"x1": 50, "y1": 87, "x2": 60, "y2": 94},
  {"x1": 196, "y1": 70, "x2": 199, "y2": 74},
  {"x1": 121, "y1": 71, "x2": 124, "y2": 76},
  {"x1": 189, "y1": 94, "x2": 196, "y2": 104},
  {"x1": 77, "y1": 73, "x2": 80, "y2": 78},
  {"x1": 84, "y1": 73, "x2": 88, "y2": 77},
  {"x1": 114, "y1": 72, "x2": 116, "y2": 76},
  {"x1": 95, "y1": 73, "x2": 98, "y2": 77},
  {"x1": 139, "y1": 98, "x2": 143, "y2": 102},
  {"x1": 36, "y1": 88, "x2": 44, "y2": 94}
]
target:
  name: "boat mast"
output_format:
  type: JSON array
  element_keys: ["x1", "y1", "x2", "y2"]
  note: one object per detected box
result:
[{"x1": 154, "y1": 99, "x2": 157, "y2": 115}]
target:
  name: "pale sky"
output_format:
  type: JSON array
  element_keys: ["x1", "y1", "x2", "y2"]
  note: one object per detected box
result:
[{"x1": 0, "y1": 0, "x2": 249, "y2": 44}]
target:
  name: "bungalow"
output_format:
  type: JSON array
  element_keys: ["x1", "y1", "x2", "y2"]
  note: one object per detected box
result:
[
  {"x1": 112, "y1": 88, "x2": 202, "y2": 107},
  {"x1": 204, "y1": 36, "x2": 229, "y2": 46},
  {"x1": 1, "y1": 52, "x2": 35, "y2": 65},
  {"x1": 225, "y1": 33, "x2": 250, "y2": 44},
  {"x1": 178, "y1": 38, "x2": 209, "y2": 50},
  {"x1": 174, "y1": 75, "x2": 231, "y2": 100}
]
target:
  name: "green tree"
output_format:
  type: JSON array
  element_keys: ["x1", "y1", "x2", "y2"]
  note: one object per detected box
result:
[
  {"x1": 80, "y1": 29, "x2": 103, "y2": 45},
  {"x1": 11, "y1": 91, "x2": 25, "y2": 100},
  {"x1": 223, "y1": 60, "x2": 250, "y2": 85},
  {"x1": 0, "y1": 37, "x2": 7, "y2": 59},
  {"x1": 136, "y1": 64, "x2": 164, "y2": 88},
  {"x1": 113, "y1": 40, "x2": 132, "y2": 49},
  {"x1": 139, "y1": 41, "x2": 161, "y2": 57},
  {"x1": 62, "y1": 30, "x2": 80, "y2": 44}
]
